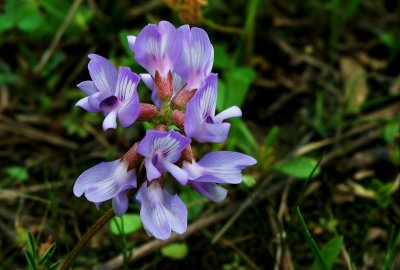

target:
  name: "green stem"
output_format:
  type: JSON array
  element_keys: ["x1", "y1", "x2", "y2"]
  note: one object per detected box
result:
[{"x1": 59, "y1": 208, "x2": 115, "y2": 270}]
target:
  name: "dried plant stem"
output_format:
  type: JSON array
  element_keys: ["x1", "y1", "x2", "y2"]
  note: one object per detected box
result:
[{"x1": 59, "y1": 208, "x2": 115, "y2": 270}]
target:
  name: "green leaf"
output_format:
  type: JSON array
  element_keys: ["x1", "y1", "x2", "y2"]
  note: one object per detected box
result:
[
  {"x1": 242, "y1": 175, "x2": 256, "y2": 187},
  {"x1": 38, "y1": 243, "x2": 56, "y2": 266},
  {"x1": 383, "y1": 226, "x2": 400, "y2": 270},
  {"x1": 311, "y1": 236, "x2": 343, "y2": 270},
  {"x1": 109, "y1": 214, "x2": 142, "y2": 235},
  {"x1": 27, "y1": 232, "x2": 37, "y2": 259},
  {"x1": 214, "y1": 44, "x2": 229, "y2": 69},
  {"x1": 0, "y1": 13, "x2": 14, "y2": 32},
  {"x1": 274, "y1": 157, "x2": 320, "y2": 179},
  {"x1": 25, "y1": 250, "x2": 37, "y2": 270},
  {"x1": 5, "y1": 166, "x2": 29, "y2": 181},
  {"x1": 216, "y1": 79, "x2": 227, "y2": 111},
  {"x1": 383, "y1": 121, "x2": 399, "y2": 144},
  {"x1": 17, "y1": 5, "x2": 43, "y2": 32},
  {"x1": 264, "y1": 126, "x2": 280, "y2": 149},
  {"x1": 227, "y1": 118, "x2": 258, "y2": 155},
  {"x1": 161, "y1": 243, "x2": 188, "y2": 260},
  {"x1": 180, "y1": 188, "x2": 205, "y2": 221},
  {"x1": 48, "y1": 261, "x2": 61, "y2": 270},
  {"x1": 297, "y1": 207, "x2": 328, "y2": 270},
  {"x1": 224, "y1": 67, "x2": 256, "y2": 108}
]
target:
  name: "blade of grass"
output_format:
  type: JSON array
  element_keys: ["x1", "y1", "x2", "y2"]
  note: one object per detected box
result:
[
  {"x1": 382, "y1": 226, "x2": 399, "y2": 270},
  {"x1": 296, "y1": 206, "x2": 328, "y2": 270}
]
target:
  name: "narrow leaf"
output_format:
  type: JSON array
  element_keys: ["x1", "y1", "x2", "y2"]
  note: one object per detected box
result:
[
  {"x1": 311, "y1": 236, "x2": 343, "y2": 270},
  {"x1": 274, "y1": 157, "x2": 320, "y2": 179},
  {"x1": 38, "y1": 243, "x2": 56, "y2": 266}
]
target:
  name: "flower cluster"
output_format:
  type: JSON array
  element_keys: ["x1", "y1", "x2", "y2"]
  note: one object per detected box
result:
[{"x1": 73, "y1": 21, "x2": 256, "y2": 240}]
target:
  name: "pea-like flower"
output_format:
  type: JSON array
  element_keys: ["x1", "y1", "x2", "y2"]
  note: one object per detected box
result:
[
  {"x1": 73, "y1": 160, "x2": 137, "y2": 216},
  {"x1": 183, "y1": 151, "x2": 257, "y2": 201},
  {"x1": 137, "y1": 130, "x2": 191, "y2": 184},
  {"x1": 76, "y1": 54, "x2": 140, "y2": 131},
  {"x1": 136, "y1": 181, "x2": 187, "y2": 240},
  {"x1": 184, "y1": 74, "x2": 242, "y2": 143}
]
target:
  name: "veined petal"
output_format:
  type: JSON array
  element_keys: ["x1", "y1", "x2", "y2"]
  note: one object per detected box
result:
[
  {"x1": 115, "y1": 67, "x2": 140, "y2": 127},
  {"x1": 115, "y1": 67, "x2": 140, "y2": 101},
  {"x1": 198, "y1": 151, "x2": 257, "y2": 168},
  {"x1": 137, "y1": 130, "x2": 191, "y2": 163},
  {"x1": 133, "y1": 21, "x2": 181, "y2": 77},
  {"x1": 136, "y1": 182, "x2": 187, "y2": 239},
  {"x1": 189, "y1": 181, "x2": 227, "y2": 202},
  {"x1": 102, "y1": 109, "x2": 118, "y2": 131},
  {"x1": 73, "y1": 160, "x2": 119, "y2": 197},
  {"x1": 77, "y1": 80, "x2": 97, "y2": 95},
  {"x1": 192, "y1": 122, "x2": 231, "y2": 143},
  {"x1": 88, "y1": 54, "x2": 118, "y2": 94},
  {"x1": 175, "y1": 25, "x2": 214, "y2": 90}
]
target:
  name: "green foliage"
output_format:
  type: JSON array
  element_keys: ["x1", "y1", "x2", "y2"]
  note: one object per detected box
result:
[
  {"x1": 296, "y1": 207, "x2": 329, "y2": 270},
  {"x1": 24, "y1": 232, "x2": 58, "y2": 270},
  {"x1": 161, "y1": 243, "x2": 188, "y2": 260},
  {"x1": 383, "y1": 226, "x2": 400, "y2": 270},
  {"x1": 180, "y1": 188, "x2": 205, "y2": 221},
  {"x1": 226, "y1": 118, "x2": 258, "y2": 155},
  {"x1": 274, "y1": 157, "x2": 320, "y2": 179},
  {"x1": 109, "y1": 214, "x2": 142, "y2": 235},
  {"x1": 311, "y1": 236, "x2": 343, "y2": 270},
  {"x1": 370, "y1": 179, "x2": 393, "y2": 208},
  {"x1": 383, "y1": 121, "x2": 399, "y2": 144},
  {"x1": 4, "y1": 166, "x2": 29, "y2": 181},
  {"x1": 242, "y1": 175, "x2": 256, "y2": 188}
]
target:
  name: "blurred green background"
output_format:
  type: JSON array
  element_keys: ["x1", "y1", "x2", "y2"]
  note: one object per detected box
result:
[{"x1": 0, "y1": 0, "x2": 399, "y2": 269}]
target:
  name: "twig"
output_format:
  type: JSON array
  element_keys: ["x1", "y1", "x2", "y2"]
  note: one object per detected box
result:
[
  {"x1": 34, "y1": 0, "x2": 83, "y2": 74},
  {"x1": 59, "y1": 208, "x2": 115, "y2": 270}
]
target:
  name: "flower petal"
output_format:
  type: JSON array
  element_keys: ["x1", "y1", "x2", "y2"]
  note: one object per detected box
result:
[
  {"x1": 136, "y1": 182, "x2": 187, "y2": 239},
  {"x1": 102, "y1": 109, "x2": 118, "y2": 131},
  {"x1": 76, "y1": 96, "x2": 99, "y2": 112},
  {"x1": 112, "y1": 192, "x2": 129, "y2": 216},
  {"x1": 162, "y1": 161, "x2": 188, "y2": 184},
  {"x1": 88, "y1": 54, "x2": 118, "y2": 94},
  {"x1": 77, "y1": 80, "x2": 97, "y2": 95},
  {"x1": 127, "y1": 35, "x2": 136, "y2": 51},
  {"x1": 213, "y1": 106, "x2": 242, "y2": 123},
  {"x1": 145, "y1": 157, "x2": 161, "y2": 181},
  {"x1": 189, "y1": 181, "x2": 227, "y2": 202},
  {"x1": 115, "y1": 67, "x2": 140, "y2": 127},
  {"x1": 133, "y1": 21, "x2": 181, "y2": 77},
  {"x1": 175, "y1": 25, "x2": 214, "y2": 90},
  {"x1": 73, "y1": 160, "x2": 119, "y2": 197}
]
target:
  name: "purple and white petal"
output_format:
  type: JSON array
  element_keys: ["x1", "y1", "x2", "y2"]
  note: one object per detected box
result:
[
  {"x1": 87, "y1": 54, "x2": 118, "y2": 94},
  {"x1": 76, "y1": 97, "x2": 100, "y2": 112},
  {"x1": 175, "y1": 25, "x2": 214, "y2": 90},
  {"x1": 127, "y1": 35, "x2": 136, "y2": 52},
  {"x1": 183, "y1": 151, "x2": 257, "y2": 184},
  {"x1": 115, "y1": 67, "x2": 140, "y2": 127},
  {"x1": 77, "y1": 81, "x2": 97, "y2": 95},
  {"x1": 112, "y1": 192, "x2": 129, "y2": 216},
  {"x1": 185, "y1": 74, "x2": 241, "y2": 143},
  {"x1": 136, "y1": 182, "x2": 187, "y2": 240},
  {"x1": 73, "y1": 159, "x2": 136, "y2": 216},
  {"x1": 137, "y1": 130, "x2": 191, "y2": 182},
  {"x1": 133, "y1": 21, "x2": 181, "y2": 77},
  {"x1": 189, "y1": 181, "x2": 227, "y2": 202},
  {"x1": 102, "y1": 110, "x2": 118, "y2": 131}
]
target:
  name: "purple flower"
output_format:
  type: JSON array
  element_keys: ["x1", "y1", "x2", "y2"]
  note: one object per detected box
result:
[
  {"x1": 174, "y1": 25, "x2": 213, "y2": 90},
  {"x1": 128, "y1": 21, "x2": 181, "y2": 78},
  {"x1": 76, "y1": 54, "x2": 140, "y2": 131},
  {"x1": 137, "y1": 130, "x2": 191, "y2": 184},
  {"x1": 184, "y1": 74, "x2": 242, "y2": 143},
  {"x1": 140, "y1": 72, "x2": 185, "y2": 108},
  {"x1": 73, "y1": 159, "x2": 137, "y2": 216},
  {"x1": 136, "y1": 182, "x2": 187, "y2": 240},
  {"x1": 183, "y1": 151, "x2": 257, "y2": 202}
]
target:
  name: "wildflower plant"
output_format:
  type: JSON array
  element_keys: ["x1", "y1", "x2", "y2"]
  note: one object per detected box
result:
[{"x1": 73, "y1": 21, "x2": 256, "y2": 240}]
